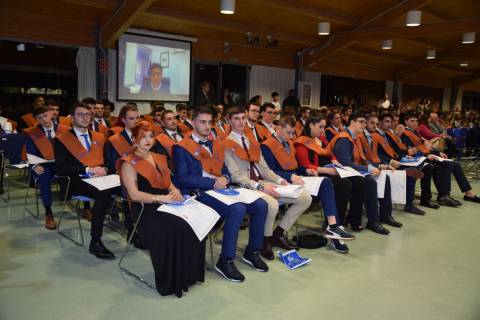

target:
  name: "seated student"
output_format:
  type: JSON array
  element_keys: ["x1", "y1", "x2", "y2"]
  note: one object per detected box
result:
[
  {"x1": 104, "y1": 104, "x2": 139, "y2": 240},
  {"x1": 209, "y1": 106, "x2": 228, "y2": 140},
  {"x1": 46, "y1": 99, "x2": 61, "y2": 126},
  {"x1": 119, "y1": 121, "x2": 204, "y2": 297},
  {"x1": 325, "y1": 111, "x2": 344, "y2": 142},
  {"x1": 222, "y1": 106, "x2": 312, "y2": 260},
  {"x1": 330, "y1": 112, "x2": 394, "y2": 235},
  {"x1": 93, "y1": 100, "x2": 111, "y2": 130},
  {"x1": 402, "y1": 113, "x2": 480, "y2": 205},
  {"x1": 214, "y1": 104, "x2": 230, "y2": 135},
  {"x1": 261, "y1": 116, "x2": 355, "y2": 250},
  {"x1": 258, "y1": 103, "x2": 277, "y2": 136},
  {"x1": 151, "y1": 106, "x2": 165, "y2": 136},
  {"x1": 176, "y1": 103, "x2": 193, "y2": 134},
  {"x1": 154, "y1": 110, "x2": 183, "y2": 159},
  {"x1": 295, "y1": 116, "x2": 364, "y2": 251},
  {"x1": 53, "y1": 102, "x2": 115, "y2": 259},
  {"x1": 173, "y1": 106, "x2": 269, "y2": 282},
  {"x1": 23, "y1": 105, "x2": 69, "y2": 229},
  {"x1": 369, "y1": 113, "x2": 425, "y2": 215},
  {"x1": 102, "y1": 100, "x2": 117, "y2": 125},
  {"x1": 245, "y1": 104, "x2": 271, "y2": 143},
  {"x1": 295, "y1": 107, "x2": 310, "y2": 137}
]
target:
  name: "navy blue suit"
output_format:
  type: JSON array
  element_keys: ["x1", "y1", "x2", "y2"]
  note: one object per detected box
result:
[
  {"x1": 104, "y1": 129, "x2": 132, "y2": 173},
  {"x1": 25, "y1": 125, "x2": 57, "y2": 212},
  {"x1": 173, "y1": 139, "x2": 268, "y2": 260},
  {"x1": 332, "y1": 130, "x2": 392, "y2": 225}
]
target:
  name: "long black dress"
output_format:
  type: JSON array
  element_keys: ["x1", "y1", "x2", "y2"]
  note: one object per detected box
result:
[{"x1": 132, "y1": 174, "x2": 205, "y2": 297}]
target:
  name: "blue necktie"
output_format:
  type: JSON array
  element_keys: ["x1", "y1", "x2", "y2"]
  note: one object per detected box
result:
[
  {"x1": 282, "y1": 141, "x2": 290, "y2": 155},
  {"x1": 81, "y1": 134, "x2": 91, "y2": 151},
  {"x1": 46, "y1": 129, "x2": 52, "y2": 140}
]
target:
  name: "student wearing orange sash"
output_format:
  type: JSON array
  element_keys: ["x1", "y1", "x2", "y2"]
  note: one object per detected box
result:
[
  {"x1": 223, "y1": 106, "x2": 312, "y2": 260},
  {"x1": 176, "y1": 103, "x2": 193, "y2": 134},
  {"x1": 245, "y1": 104, "x2": 271, "y2": 143},
  {"x1": 258, "y1": 103, "x2": 278, "y2": 136},
  {"x1": 330, "y1": 112, "x2": 394, "y2": 235},
  {"x1": 153, "y1": 110, "x2": 183, "y2": 159},
  {"x1": 295, "y1": 107, "x2": 310, "y2": 137},
  {"x1": 151, "y1": 106, "x2": 165, "y2": 136},
  {"x1": 46, "y1": 99, "x2": 61, "y2": 126},
  {"x1": 119, "y1": 121, "x2": 205, "y2": 297},
  {"x1": 173, "y1": 106, "x2": 269, "y2": 282},
  {"x1": 209, "y1": 106, "x2": 228, "y2": 141},
  {"x1": 402, "y1": 113, "x2": 479, "y2": 206},
  {"x1": 53, "y1": 102, "x2": 115, "y2": 259},
  {"x1": 325, "y1": 111, "x2": 344, "y2": 142},
  {"x1": 261, "y1": 116, "x2": 355, "y2": 251},
  {"x1": 93, "y1": 100, "x2": 111, "y2": 130},
  {"x1": 24, "y1": 106, "x2": 69, "y2": 230},
  {"x1": 369, "y1": 113, "x2": 426, "y2": 215}
]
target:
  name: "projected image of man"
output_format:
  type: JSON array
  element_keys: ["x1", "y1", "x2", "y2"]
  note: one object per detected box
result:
[{"x1": 142, "y1": 63, "x2": 171, "y2": 95}]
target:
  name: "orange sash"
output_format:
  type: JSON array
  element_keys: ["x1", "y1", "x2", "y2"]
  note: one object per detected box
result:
[
  {"x1": 98, "y1": 122, "x2": 109, "y2": 135},
  {"x1": 329, "y1": 131, "x2": 367, "y2": 165},
  {"x1": 59, "y1": 116, "x2": 72, "y2": 127},
  {"x1": 222, "y1": 137, "x2": 261, "y2": 163},
  {"x1": 402, "y1": 129, "x2": 430, "y2": 154},
  {"x1": 262, "y1": 137, "x2": 298, "y2": 170},
  {"x1": 177, "y1": 119, "x2": 193, "y2": 134},
  {"x1": 56, "y1": 131, "x2": 105, "y2": 167},
  {"x1": 21, "y1": 113, "x2": 37, "y2": 127},
  {"x1": 109, "y1": 132, "x2": 132, "y2": 158},
  {"x1": 244, "y1": 124, "x2": 271, "y2": 143},
  {"x1": 371, "y1": 132, "x2": 397, "y2": 159},
  {"x1": 108, "y1": 126, "x2": 123, "y2": 136},
  {"x1": 212, "y1": 125, "x2": 228, "y2": 140},
  {"x1": 23, "y1": 125, "x2": 69, "y2": 160},
  {"x1": 178, "y1": 138, "x2": 225, "y2": 177},
  {"x1": 118, "y1": 153, "x2": 171, "y2": 190},
  {"x1": 152, "y1": 123, "x2": 164, "y2": 136},
  {"x1": 358, "y1": 134, "x2": 380, "y2": 164},
  {"x1": 155, "y1": 134, "x2": 175, "y2": 157},
  {"x1": 325, "y1": 126, "x2": 342, "y2": 138},
  {"x1": 294, "y1": 136, "x2": 331, "y2": 157},
  {"x1": 386, "y1": 130, "x2": 407, "y2": 151}
]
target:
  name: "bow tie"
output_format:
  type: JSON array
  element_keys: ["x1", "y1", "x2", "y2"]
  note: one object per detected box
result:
[{"x1": 199, "y1": 140, "x2": 212, "y2": 147}]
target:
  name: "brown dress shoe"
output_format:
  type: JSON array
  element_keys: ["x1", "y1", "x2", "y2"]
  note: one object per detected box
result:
[
  {"x1": 45, "y1": 215, "x2": 57, "y2": 230},
  {"x1": 405, "y1": 170, "x2": 424, "y2": 180},
  {"x1": 260, "y1": 237, "x2": 274, "y2": 260},
  {"x1": 82, "y1": 209, "x2": 93, "y2": 222},
  {"x1": 272, "y1": 234, "x2": 299, "y2": 250}
]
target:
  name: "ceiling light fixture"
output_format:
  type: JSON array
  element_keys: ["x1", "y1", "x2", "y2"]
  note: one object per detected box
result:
[
  {"x1": 462, "y1": 32, "x2": 476, "y2": 44},
  {"x1": 426, "y1": 49, "x2": 436, "y2": 59},
  {"x1": 460, "y1": 61, "x2": 468, "y2": 67},
  {"x1": 382, "y1": 39, "x2": 393, "y2": 50},
  {"x1": 318, "y1": 22, "x2": 330, "y2": 35},
  {"x1": 406, "y1": 10, "x2": 422, "y2": 26},
  {"x1": 220, "y1": 0, "x2": 235, "y2": 14}
]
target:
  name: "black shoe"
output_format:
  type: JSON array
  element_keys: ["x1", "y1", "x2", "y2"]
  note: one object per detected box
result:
[
  {"x1": 464, "y1": 195, "x2": 480, "y2": 203},
  {"x1": 404, "y1": 205, "x2": 426, "y2": 215},
  {"x1": 329, "y1": 239, "x2": 349, "y2": 254},
  {"x1": 366, "y1": 222, "x2": 390, "y2": 235},
  {"x1": 350, "y1": 224, "x2": 364, "y2": 232},
  {"x1": 242, "y1": 250, "x2": 268, "y2": 272},
  {"x1": 89, "y1": 240, "x2": 116, "y2": 260},
  {"x1": 438, "y1": 195, "x2": 461, "y2": 207},
  {"x1": 215, "y1": 259, "x2": 245, "y2": 282},
  {"x1": 381, "y1": 216, "x2": 403, "y2": 228},
  {"x1": 325, "y1": 225, "x2": 355, "y2": 240},
  {"x1": 419, "y1": 199, "x2": 440, "y2": 209}
]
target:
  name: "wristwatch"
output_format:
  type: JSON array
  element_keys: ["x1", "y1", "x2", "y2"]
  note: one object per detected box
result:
[{"x1": 256, "y1": 183, "x2": 264, "y2": 191}]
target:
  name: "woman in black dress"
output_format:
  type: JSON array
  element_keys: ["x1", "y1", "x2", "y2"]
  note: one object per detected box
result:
[{"x1": 118, "y1": 121, "x2": 205, "y2": 297}]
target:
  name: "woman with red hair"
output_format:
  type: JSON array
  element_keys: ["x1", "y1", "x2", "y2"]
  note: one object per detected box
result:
[{"x1": 118, "y1": 121, "x2": 205, "y2": 297}]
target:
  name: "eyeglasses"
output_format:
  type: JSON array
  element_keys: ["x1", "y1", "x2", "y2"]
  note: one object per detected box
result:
[{"x1": 75, "y1": 113, "x2": 91, "y2": 118}]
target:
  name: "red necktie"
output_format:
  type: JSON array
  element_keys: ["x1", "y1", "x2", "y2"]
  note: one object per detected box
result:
[{"x1": 241, "y1": 137, "x2": 263, "y2": 181}]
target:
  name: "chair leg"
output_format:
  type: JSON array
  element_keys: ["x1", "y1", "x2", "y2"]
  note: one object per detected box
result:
[
  {"x1": 24, "y1": 178, "x2": 40, "y2": 220},
  {"x1": 118, "y1": 204, "x2": 155, "y2": 289},
  {"x1": 57, "y1": 199, "x2": 84, "y2": 247}
]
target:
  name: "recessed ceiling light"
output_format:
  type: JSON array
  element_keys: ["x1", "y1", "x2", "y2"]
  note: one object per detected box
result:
[
  {"x1": 426, "y1": 49, "x2": 436, "y2": 59},
  {"x1": 462, "y1": 32, "x2": 476, "y2": 44},
  {"x1": 220, "y1": 0, "x2": 235, "y2": 14},
  {"x1": 406, "y1": 10, "x2": 422, "y2": 27},
  {"x1": 318, "y1": 22, "x2": 330, "y2": 35},
  {"x1": 382, "y1": 39, "x2": 393, "y2": 50}
]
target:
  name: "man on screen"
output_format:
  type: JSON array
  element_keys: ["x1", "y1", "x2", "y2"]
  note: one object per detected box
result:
[{"x1": 141, "y1": 63, "x2": 171, "y2": 95}]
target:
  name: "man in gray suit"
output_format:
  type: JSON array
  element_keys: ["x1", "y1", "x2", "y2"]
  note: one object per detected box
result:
[{"x1": 223, "y1": 106, "x2": 312, "y2": 260}]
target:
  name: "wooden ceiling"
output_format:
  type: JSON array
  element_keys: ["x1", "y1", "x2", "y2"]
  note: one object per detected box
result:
[{"x1": 1, "y1": 0, "x2": 480, "y2": 90}]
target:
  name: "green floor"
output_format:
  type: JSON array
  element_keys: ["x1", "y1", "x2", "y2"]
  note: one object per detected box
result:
[{"x1": 0, "y1": 175, "x2": 479, "y2": 320}]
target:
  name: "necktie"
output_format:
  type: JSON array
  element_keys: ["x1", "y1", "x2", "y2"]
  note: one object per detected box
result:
[
  {"x1": 241, "y1": 137, "x2": 263, "y2": 181},
  {"x1": 282, "y1": 141, "x2": 290, "y2": 155},
  {"x1": 46, "y1": 129, "x2": 52, "y2": 140},
  {"x1": 81, "y1": 134, "x2": 91, "y2": 151},
  {"x1": 172, "y1": 133, "x2": 178, "y2": 141},
  {"x1": 199, "y1": 140, "x2": 213, "y2": 153}
]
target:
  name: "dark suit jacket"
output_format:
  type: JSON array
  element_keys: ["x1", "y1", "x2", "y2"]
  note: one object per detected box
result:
[
  {"x1": 261, "y1": 142, "x2": 306, "y2": 183},
  {"x1": 172, "y1": 139, "x2": 231, "y2": 195},
  {"x1": 195, "y1": 91, "x2": 213, "y2": 106},
  {"x1": 141, "y1": 78, "x2": 171, "y2": 96},
  {"x1": 332, "y1": 131, "x2": 371, "y2": 172},
  {"x1": 104, "y1": 129, "x2": 132, "y2": 173}
]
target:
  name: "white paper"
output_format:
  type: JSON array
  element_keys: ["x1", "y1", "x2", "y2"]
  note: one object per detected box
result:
[
  {"x1": 273, "y1": 184, "x2": 303, "y2": 198},
  {"x1": 205, "y1": 188, "x2": 262, "y2": 205},
  {"x1": 334, "y1": 166, "x2": 363, "y2": 178},
  {"x1": 158, "y1": 199, "x2": 220, "y2": 241},
  {"x1": 27, "y1": 154, "x2": 54, "y2": 165},
  {"x1": 300, "y1": 176, "x2": 325, "y2": 196},
  {"x1": 10, "y1": 163, "x2": 29, "y2": 169},
  {"x1": 374, "y1": 170, "x2": 406, "y2": 204},
  {"x1": 430, "y1": 155, "x2": 453, "y2": 162},
  {"x1": 82, "y1": 174, "x2": 121, "y2": 190},
  {"x1": 400, "y1": 156, "x2": 426, "y2": 167}
]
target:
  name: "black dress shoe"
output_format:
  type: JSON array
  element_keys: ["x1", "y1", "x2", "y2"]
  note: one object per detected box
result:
[
  {"x1": 366, "y1": 222, "x2": 390, "y2": 235},
  {"x1": 404, "y1": 205, "x2": 426, "y2": 215},
  {"x1": 89, "y1": 240, "x2": 116, "y2": 260},
  {"x1": 464, "y1": 195, "x2": 480, "y2": 203},
  {"x1": 242, "y1": 250, "x2": 268, "y2": 272},
  {"x1": 438, "y1": 195, "x2": 461, "y2": 207},
  {"x1": 272, "y1": 234, "x2": 299, "y2": 250},
  {"x1": 419, "y1": 199, "x2": 440, "y2": 209},
  {"x1": 350, "y1": 224, "x2": 364, "y2": 232},
  {"x1": 215, "y1": 259, "x2": 245, "y2": 282},
  {"x1": 380, "y1": 216, "x2": 403, "y2": 228},
  {"x1": 261, "y1": 237, "x2": 274, "y2": 260}
]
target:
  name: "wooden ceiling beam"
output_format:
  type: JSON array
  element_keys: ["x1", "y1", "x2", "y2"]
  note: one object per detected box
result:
[
  {"x1": 357, "y1": 0, "x2": 432, "y2": 28},
  {"x1": 58, "y1": 0, "x2": 119, "y2": 10},
  {"x1": 258, "y1": 0, "x2": 357, "y2": 27},
  {"x1": 343, "y1": 46, "x2": 417, "y2": 64},
  {"x1": 145, "y1": 5, "x2": 317, "y2": 45},
  {"x1": 453, "y1": 69, "x2": 480, "y2": 87}
]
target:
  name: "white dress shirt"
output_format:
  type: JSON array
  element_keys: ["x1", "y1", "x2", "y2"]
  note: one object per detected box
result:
[{"x1": 165, "y1": 128, "x2": 182, "y2": 142}]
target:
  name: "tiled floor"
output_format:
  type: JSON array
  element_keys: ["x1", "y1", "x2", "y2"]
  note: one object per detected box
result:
[{"x1": 0, "y1": 174, "x2": 479, "y2": 320}]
